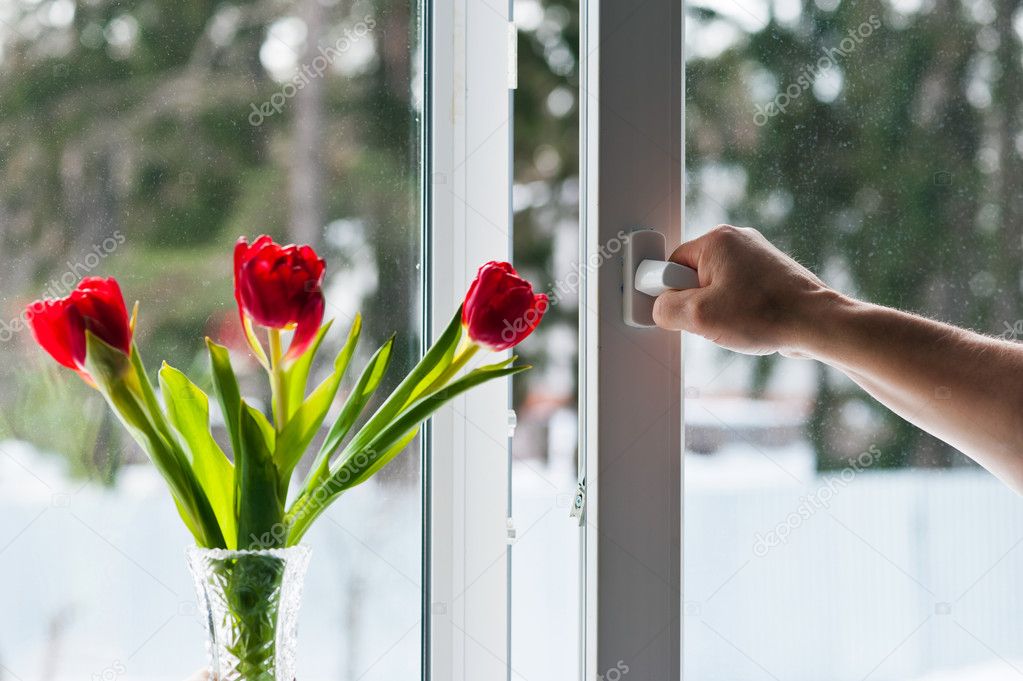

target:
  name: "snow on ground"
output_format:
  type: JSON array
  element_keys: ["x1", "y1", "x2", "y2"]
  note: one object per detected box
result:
[{"x1": 2, "y1": 439, "x2": 1023, "y2": 680}]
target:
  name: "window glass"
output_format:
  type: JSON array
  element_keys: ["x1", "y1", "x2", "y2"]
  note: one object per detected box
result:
[
  {"x1": 0, "y1": 0, "x2": 423, "y2": 678},
  {"x1": 511, "y1": 0, "x2": 582, "y2": 678},
  {"x1": 686, "y1": 1, "x2": 1023, "y2": 678}
]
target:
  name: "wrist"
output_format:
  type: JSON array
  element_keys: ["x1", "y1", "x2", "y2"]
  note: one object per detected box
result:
[{"x1": 782, "y1": 287, "x2": 862, "y2": 362}]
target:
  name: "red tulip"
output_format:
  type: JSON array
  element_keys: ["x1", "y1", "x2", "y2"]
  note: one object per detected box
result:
[
  {"x1": 234, "y1": 235, "x2": 326, "y2": 361},
  {"x1": 462, "y1": 261, "x2": 548, "y2": 351},
  {"x1": 26, "y1": 277, "x2": 132, "y2": 375}
]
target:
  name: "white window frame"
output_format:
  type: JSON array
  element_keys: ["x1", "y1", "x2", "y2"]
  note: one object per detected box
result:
[
  {"x1": 580, "y1": 0, "x2": 684, "y2": 679},
  {"x1": 427, "y1": 0, "x2": 514, "y2": 678},
  {"x1": 427, "y1": 0, "x2": 684, "y2": 677}
]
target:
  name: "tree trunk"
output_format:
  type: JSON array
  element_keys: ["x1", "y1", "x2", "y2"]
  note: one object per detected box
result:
[
  {"x1": 995, "y1": 0, "x2": 1023, "y2": 323},
  {"x1": 289, "y1": 0, "x2": 326, "y2": 247}
]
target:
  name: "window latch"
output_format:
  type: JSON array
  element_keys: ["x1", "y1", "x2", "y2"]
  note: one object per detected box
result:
[{"x1": 570, "y1": 477, "x2": 586, "y2": 526}]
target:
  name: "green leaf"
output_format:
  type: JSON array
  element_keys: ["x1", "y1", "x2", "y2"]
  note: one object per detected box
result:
[
  {"x1": 172, "y1": 496, "x2": 204, "y2": 544},
  {"x1": 302, "y1": 336, "x2": 396, "y2": 492},
  {"x1": 129, "y1": 344, "x2": 173, "y2": 441},
  {"x1": 344, "y1": 361, "x2": 527, "y2": 484},
  {"x1": 346, "y1": 426, "x2": 419, "y2": 488},
  {"x1": 286, "y1": 359, "x2": 527, "y2": 545},
  {"x1": 236, "y1": 401, "x2": 284, "y2": 550},
  {"x1": 159, "y1": 363, "x2": 237, "y2": 549},
  {"x1": 86, "y1": 332, "x2": 225, "y2": 548},
  {"x1": 404, "y1": 309, "x2": 464, "y2": 406},
  {"x1": 82, "y1": 332, "x2": 132, "y2": 385},
  {"x1": 283, "y1": 318, "x2": 337, "y2": 421},
  {"x1": 274, "y1": 319, "x2": 364, "y2": 488},
  {"x1": 331, "y1": 307, "x2": 463, "y2": 470},
  {"x1": 206, "y1": 339, "x2": 243, "y2": 462}
]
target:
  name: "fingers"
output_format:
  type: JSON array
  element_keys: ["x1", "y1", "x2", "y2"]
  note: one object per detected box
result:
[
  {"x1": 652, "y1": 288, "x2": 706, "y2": 331},
  {"x1": 186, "y1": 670, "x2": 210, "y2": 681},
  {"x1": 665, "y1": 233, "x2": 708, "y2": 271},
  {"x1": 666, "y1": 224, "x2": 747, "y2": 270}
]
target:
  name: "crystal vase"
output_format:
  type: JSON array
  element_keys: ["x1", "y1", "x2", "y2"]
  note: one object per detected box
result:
[{"x1": 187, "y1": 546, "x2": 311, "y2": 681}]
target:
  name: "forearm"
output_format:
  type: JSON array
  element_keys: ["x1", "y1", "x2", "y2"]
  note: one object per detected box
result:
[{"x1": 799, "y1": 293, "x2": 1023, "y2": 490}]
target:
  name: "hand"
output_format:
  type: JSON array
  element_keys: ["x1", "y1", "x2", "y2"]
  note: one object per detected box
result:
[
  {"x1": 187, "y1": 671, "x2": 209, "y2": 681},
  {"x1": 652, "y1": 225, "x2": 839, "y2": 357}
]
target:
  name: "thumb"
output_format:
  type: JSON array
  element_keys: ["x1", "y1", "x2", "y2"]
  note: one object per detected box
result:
[
  {"x1": 666, "y1": 233, "x2": 711, "y2": 275},
  {"x1": 652, "y1": 287, "x2": 708, "y2": 332}
]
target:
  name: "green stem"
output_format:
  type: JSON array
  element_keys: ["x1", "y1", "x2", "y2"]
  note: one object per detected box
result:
[
  {"x1": 416, "y1": 341, "x2": 480, "y2": 402},
  {"x1": 269, "y1": 328, "x2": 288, "y2": 430}
]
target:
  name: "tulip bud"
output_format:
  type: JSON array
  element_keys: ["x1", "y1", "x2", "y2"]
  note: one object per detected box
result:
[
  {"x1": 26, "y1": 277, "x2": 133, "y2": 382},
  {"x1": 234, "y1": 235, "x2": 326, "y2": 361},
  {"x1": 462, "y1": 261, "x2": 548, "y2": 351}
]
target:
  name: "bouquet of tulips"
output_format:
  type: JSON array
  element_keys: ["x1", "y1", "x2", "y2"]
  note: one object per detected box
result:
[{"x1": 25, "y1": 237, "x2": 547, "y2": 550}]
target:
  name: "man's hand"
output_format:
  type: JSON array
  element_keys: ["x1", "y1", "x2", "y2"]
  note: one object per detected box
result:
[
  {"x1": 653, "y1": 224, "x2": 1023, "y2": 491},
  {"x1": 652, "y1": 225, "x2": 839, "y2": 356}
]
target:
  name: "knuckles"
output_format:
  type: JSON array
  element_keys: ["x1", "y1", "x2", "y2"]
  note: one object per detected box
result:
[
  {"x1": 686, "y1": 296, "x2": 714, "y2": 330},
  {"x1": 708, "y1": 224, "x2": 761, "y2": 247}
]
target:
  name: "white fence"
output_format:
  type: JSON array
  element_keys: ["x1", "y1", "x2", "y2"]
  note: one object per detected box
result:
[{"x1": 685, "y1": 458, "x2": 1023, "y2": 681}]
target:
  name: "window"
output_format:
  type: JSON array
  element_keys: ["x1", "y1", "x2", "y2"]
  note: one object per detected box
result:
[
  {"x1": 510, "y1": 0, "x2": 583, "y2": 679},
  {"x1": 686, "y1": 1, "x2": 1023, "y2": 679},
  {"x1": 12, "y1": 1, "x2": 1011, "y2": 680},
  {"x1": 0, "y1": 0, "x2": 425, "y2": 678}
]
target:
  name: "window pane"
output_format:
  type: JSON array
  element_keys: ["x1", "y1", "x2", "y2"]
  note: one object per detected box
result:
[
  {"x1": 686, "y1": 1, "x2": 1023, "y2": 679},
  {"x1": 0, "y1": 0, "x2": 423, "y2": 678},
  {"x1": 511, "y1": 0, "x2": 582, "y2": 678}
]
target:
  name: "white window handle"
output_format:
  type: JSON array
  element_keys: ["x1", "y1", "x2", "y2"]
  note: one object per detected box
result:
[
  {"x1": 634, "y1": 259, "x2": 700, "y2": 297},
  {"x1": 623, "y1": 228, "x2": 701, "y2": 328}
]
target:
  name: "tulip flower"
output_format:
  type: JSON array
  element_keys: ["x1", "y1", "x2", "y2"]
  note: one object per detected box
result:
[
  {"x1": 23, "y1": 243, "x2": 545, "y2": 559},
  {"x1": 234, "y1": 236, "x2": 326, "y2": 365},
  {"x1": 27, "y1": 276, "x2": 227, "y2": 547},
  {"x1": 462, "y1": 261, "x2": 548, "y2": 351},
  {"x1": 26, "y1": 277, "x2": 133, "y2": 381}
]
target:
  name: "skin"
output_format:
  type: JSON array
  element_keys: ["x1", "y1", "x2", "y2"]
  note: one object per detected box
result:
[{"x1": 653, "y1": 225, "x2": 1023, "y2": 492}]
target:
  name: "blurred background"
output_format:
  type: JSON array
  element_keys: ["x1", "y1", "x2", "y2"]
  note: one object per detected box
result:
[
  {"x1": 3, "y1": 0, "x2": 1023, "y2": 679},
  {"x1": 683, "y1": 1, "x2": 1023, "y2": 679}
]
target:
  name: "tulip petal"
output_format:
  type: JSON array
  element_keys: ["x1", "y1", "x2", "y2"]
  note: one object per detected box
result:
[
  {"x1": 70, "y1": 277, "x2": 132, "y2": 355},
  {"x1": 285, "y1": 293, "x2": 325, "y2": 362},
  {"x1": 233, "y1": 238, "x2": 271, "y2": 366},
  {"x1": 26, "y1": 298, "x2": 85, "y2": 369}
]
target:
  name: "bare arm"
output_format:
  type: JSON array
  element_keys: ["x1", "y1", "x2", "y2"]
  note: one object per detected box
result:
[{"x1": 653, "y1": 225, "x2": 1023, "y2": 491}]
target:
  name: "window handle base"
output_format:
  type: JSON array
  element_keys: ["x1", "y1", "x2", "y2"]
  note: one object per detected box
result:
[{"x1": 623, "y1": 228, "x2": 700, "y2": 327}]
